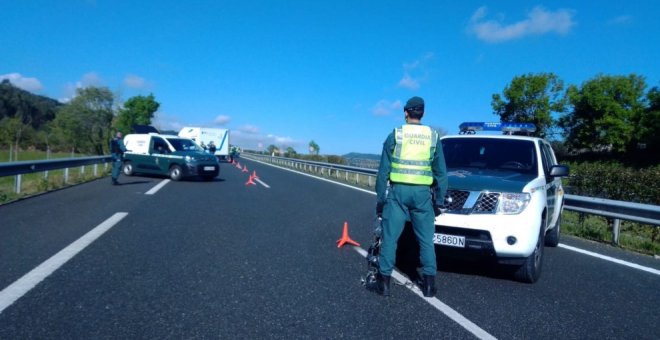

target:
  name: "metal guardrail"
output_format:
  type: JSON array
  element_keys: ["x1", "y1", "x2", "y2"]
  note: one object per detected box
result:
[
  {"x1": 244, "y1": 152, "x2": 660, "y2": 245},
  {"x1": 0, "y1": 156, "x2": 113, "y2": 194}
]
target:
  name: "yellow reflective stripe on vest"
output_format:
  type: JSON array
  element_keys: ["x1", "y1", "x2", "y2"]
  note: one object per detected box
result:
[{"x1": 390, "y1": 124, "x2": 436, "y2": 185}]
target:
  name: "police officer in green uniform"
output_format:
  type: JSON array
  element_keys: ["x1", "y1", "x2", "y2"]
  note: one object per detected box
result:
[
  {"x1": 110, "y1": 131, "x2": 127, "y2": 185},
  {"x1": 374, "y1": 96, "x2": 448, "y2": 297}
]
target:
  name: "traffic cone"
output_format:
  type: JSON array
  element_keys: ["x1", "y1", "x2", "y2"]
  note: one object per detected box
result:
[
  {"x1": 235, "y1": 162, "x2": 241, "y2": 169},
  {"x1": 336, "y1": 222, "x2": 360, "y2": 248},
  {"x1": 251, "y1": 170, "x2": 259, "y2": 179},
  {"x1": 245, "y1": 174, "x2": 256, "y2": 186},
  {"x1": 242, "y1": 165, "x2": 248, "y2": 173}
]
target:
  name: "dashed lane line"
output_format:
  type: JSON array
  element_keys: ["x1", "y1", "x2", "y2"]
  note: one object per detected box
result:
[
  {"x1": 0, "y1": 212, "x2": 129, "y2": 314},
  {"x1": 145, "y1": 179, "x2": 170, "y2": 195}
]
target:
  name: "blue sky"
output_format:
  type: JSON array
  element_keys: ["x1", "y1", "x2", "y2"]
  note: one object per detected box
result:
[{"x1": 2, "y1": 1, "x2": 658, "y2": 155}]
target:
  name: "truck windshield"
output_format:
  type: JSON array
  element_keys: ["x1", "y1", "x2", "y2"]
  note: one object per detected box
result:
[
  {"x1": 441, "y1": 137, "x2": 537, "y2": 174},
  {"x1": 167, "y1": 138, "x2": 202, "y2": 152}
]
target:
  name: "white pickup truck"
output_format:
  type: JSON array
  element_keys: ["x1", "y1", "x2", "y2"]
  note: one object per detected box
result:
[{"x1": 434, "y1": 122, "x2": 569, "y2": 283}]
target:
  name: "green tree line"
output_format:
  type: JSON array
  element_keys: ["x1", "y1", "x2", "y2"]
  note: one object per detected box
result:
[{"x1": 0, "y1": 80, "x2": 159, "y2": 160}]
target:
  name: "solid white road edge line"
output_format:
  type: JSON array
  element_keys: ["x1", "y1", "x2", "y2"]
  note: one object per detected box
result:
[
  {"x1": 145, "y1": 179, "x2": 170, "y2": 195},
  {"x1": 353, "y1": 246, "x2": 498, "y2": 340},
  {"x1": 246, "y1": 157, "x2": 374, "y2": 195},
  {"x1": 246, "y1": 156, "x2": 660, "y2": 276},
  {"x1": 0, "y1": 212, "x2": 129, "y2": 314},
  {"x1": 558, "y1": 244, "x2": 660, "y2": 276}
]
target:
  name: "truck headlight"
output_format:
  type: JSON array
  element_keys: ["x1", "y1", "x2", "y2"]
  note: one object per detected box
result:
[{"x1": 497, "y1": 193, "x2": 530, "y2": 214}]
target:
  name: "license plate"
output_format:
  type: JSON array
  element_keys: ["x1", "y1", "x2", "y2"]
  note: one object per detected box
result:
[
  {"x1": 203, "y1": 166, "x2": 215, "y2": 171},
  {"x1": 433, "y1": 233, "x2": 466, "y2": 248}
]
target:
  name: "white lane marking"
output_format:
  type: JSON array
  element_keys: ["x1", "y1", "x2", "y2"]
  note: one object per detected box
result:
[
  {"x1": 0, "y1": 212, "x2": 129, "y2": 314},
  {"x1": 254, "y1": 177, "x2": 270, "y2": 188},
  {"x1": 145, "y1": 179, "x2": 170, "y2": 195},
  {"x1": 245, "y1": 157, "x2": 375, "y2": 195},
  {"x1": 244, "y1": 159, "x2": 659, "y2": 275},
  {"x1": 353, "y1": 247, "x2": 497, "y2": 340},
  {"x1": 558, "y1": 244, "x2": 660, "y2": 276}
]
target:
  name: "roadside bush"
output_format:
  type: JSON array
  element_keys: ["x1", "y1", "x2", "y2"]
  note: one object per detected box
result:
[{"x1": 565, "y1": 162, "x2": 659, "y2": 205}]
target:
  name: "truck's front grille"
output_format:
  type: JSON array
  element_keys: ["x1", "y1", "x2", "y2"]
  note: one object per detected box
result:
[{"x1": 444, "y1": 190, "x2": 500, "y2": 214}]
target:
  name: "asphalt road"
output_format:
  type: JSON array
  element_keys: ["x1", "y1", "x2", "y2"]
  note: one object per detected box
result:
[{"x1": 0, "y1": 158, "x2": 658, "y2": 339}]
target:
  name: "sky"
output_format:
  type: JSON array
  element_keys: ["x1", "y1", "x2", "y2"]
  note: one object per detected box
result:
[{"x1": 2, "y1": 1, "x2": 658, "y2": 155}]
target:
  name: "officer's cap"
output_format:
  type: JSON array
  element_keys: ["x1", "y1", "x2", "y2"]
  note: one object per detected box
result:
[{"x1": 404, "y1": 96, "x2": 424, "y2": 111}]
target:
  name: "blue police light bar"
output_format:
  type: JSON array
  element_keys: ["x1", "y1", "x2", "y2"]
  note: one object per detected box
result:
[{"x1": 459, "y1": 122, "x2": 536, "y2": 135}]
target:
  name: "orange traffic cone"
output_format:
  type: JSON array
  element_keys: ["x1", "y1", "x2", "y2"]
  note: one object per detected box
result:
[
  {"x1": 245, "y1": 174, "x2": 256, "y2": 186},
  {"x1": 235, "y1": 162, "x2": 241, "y2": 169},
  {"x1": 251, "y1": 170, "x2": 259, "y2": 179},
  {"x1": 242, "y1": 165, "x2": 249, "y2": 173},
  {"x1": 336, "y1": 222, "x2": 360, "y2": 248}
]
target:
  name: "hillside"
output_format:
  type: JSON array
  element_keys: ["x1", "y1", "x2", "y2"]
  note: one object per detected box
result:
[
  {"x1": 342, "y1": 152, "x2": 380, "y2": 169},
  {"x1": 0, "y1": 80, "x2": 61, "y2": 129}
]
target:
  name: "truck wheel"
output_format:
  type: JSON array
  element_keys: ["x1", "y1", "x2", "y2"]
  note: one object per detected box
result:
[
  {"x1": 545, "y1": 214, "x2": 561, "y2": 247},
  {"x1": 122, "y1": 161, "x2": 134, "y2": 176},
  {"x1": 514, "y1": 218, "x2": 545, "y2": 283},
  {"x1": 169, "y1": 165, "x2": 183, "y2": 181}
]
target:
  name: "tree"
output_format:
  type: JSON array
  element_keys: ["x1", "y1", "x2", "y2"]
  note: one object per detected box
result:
[
  {"x1": 267, "y1": 144, "x2": 279, "y2": 155},
  {"x1": 114, "y1": 94, "x2": 160, "y2": 134},
  {"x1": 636, "y1": 86, "x2": 660, "y2": 152},
  {"x1": 52, "y1": 86, "x2": 115, "y2": 155},
  {"x1": 308, "y1": 140, "x2": 320, "y2": 155},
  {"x1": 559, "y1": 74, "x2": 647, "y2": 152},
  {"x1": 285, "y1": 146, "x2": 297, "y2": 158},
  {"x1": 492, "y1": 73, "x2": 566, "y2": 138},
  {"x1": 0, "y1": 116, "x2": 33, "y2": 161}
]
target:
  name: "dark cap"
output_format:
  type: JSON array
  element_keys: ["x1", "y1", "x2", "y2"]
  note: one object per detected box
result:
[{"x1": 404, "y1": 96, "x2": 424, "y2": 111}]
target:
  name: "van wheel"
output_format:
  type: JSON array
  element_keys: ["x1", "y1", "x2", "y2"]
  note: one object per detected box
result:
[
  {"x1": 514, "y1": 217, "x2": 545, "y2": 283},
  {"x1": 122, "y1": 161, "x2": 134, "y2": 176},
  {"x1": 545, "y1": 214, "x2": 561, "y2": 247},
  {"x1": 169, "y1": 165, "x2": 183, "y2": 181}
]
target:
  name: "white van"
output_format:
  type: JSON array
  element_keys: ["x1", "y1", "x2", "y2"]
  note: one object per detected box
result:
[{"x1": 178, "y1": 127, "x2": 230, "y2": 160}]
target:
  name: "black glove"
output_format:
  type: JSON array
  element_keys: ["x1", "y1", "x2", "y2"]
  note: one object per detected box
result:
[
  {"x1": 433, "y1": 204, "x2": 446, "y2": 217},
  {"x1": 376, "y1": 202, "x2": 384, "y2": 217}
]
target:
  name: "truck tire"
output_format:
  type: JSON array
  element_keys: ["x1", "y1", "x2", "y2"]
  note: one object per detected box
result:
[
  {"x1": 514, "y1": 217, "x2": 545, "y2": 283},
  {"x1": 545, "y1": 214, "x2": 561, "y2": 247},
  {"x1": 122, "y1": 161, "x2": 134, "y2": 176},
  {"x1": 169, "y1": 165, "x2": 183, "y2": 181}
]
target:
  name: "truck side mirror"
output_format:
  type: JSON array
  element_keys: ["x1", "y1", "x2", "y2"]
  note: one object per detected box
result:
[{"x1": 550, "y1": 165, "x2": 569, "y2": 177}]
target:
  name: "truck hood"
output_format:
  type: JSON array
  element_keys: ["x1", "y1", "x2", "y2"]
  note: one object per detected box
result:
[{"x1": 447, "y1": 168, "x2": 536, "y2": 193}]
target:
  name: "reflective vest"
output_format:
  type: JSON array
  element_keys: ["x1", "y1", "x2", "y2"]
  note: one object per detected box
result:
[{"x1": 390, "y1": 124, "x2": 438, "y2": 185}]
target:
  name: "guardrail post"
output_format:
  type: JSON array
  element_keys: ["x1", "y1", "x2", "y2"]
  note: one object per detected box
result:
[
  {"x1": 94, "y1": 164, "x2": 98, "y2": 176},
  {"x1": 15, "y1": 174, "x2": 22, "y2": 194},
  {"x1": 612, "y1": 219, "x2": 621, "y2": 245},
  {"x1": 356, "y1": 173, "x2": 359, "y2": 184},
  {"x1": 64, "y1": 168, "x2": 69, "y2": 184}
]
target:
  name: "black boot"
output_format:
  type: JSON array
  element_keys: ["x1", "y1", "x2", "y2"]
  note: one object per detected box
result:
[
  {"x1": 422, "y1": 275, "x2": 437, "y2": 297},
  {"x1": 376, "y1": 273, "x2": 391, "y2": 297}
]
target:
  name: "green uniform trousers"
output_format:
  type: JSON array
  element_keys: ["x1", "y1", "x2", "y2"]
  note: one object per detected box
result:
[{"x1": 379, "y1": 183, "x2": 437, "y2": 276}]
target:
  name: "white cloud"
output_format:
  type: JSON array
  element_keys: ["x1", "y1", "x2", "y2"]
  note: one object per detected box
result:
[
  {"x1": 398, "y1": 74, "x2": 419, "y2": 90},
  {"x1": 61, "y1": 72, "x2": 104, "y2": 102},
  {"x1": 398, "y1": 53, "x2": 433, "y2": 90},
  {"x1": 0, "y1": 73, "x2": 43, "y2": 92},
  {"x1": 469, "y1": 6, "x2": 576, "y2": 43},
  {"x1": 124, "y1": 74, "x2": 146, "y2": 89},
  {"x1": 372, "y1": 99, "x2": 402, "y2": 116},
  {"x1": 608, "y1": 15, "x2": 632, "y2": 25},
  {"x1": 239, "y1": 125, "x2": 260, "y2": 134},
  {"x1": 213, "y1": 115, "x2": 231, "y2": 125}
]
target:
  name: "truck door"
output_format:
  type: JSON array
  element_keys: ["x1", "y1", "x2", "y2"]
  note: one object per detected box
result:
[
  {"x1": 150, "y1": 136, "x2": 172, "y2": 173},
  {"x1": 539, "y1": 141, "x2": 559, "y2": 227}
]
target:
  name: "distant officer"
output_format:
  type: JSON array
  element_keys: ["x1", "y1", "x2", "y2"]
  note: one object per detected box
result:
[
  {"x1": 374, "y1": 96, "x2": 448, "y2": 297},
  {"x1": 208, "y1": 141, "x2": 217, "y2": 154},
  {"x1": 110, "y1": 131, "x2": 127, "y2": 185}
]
